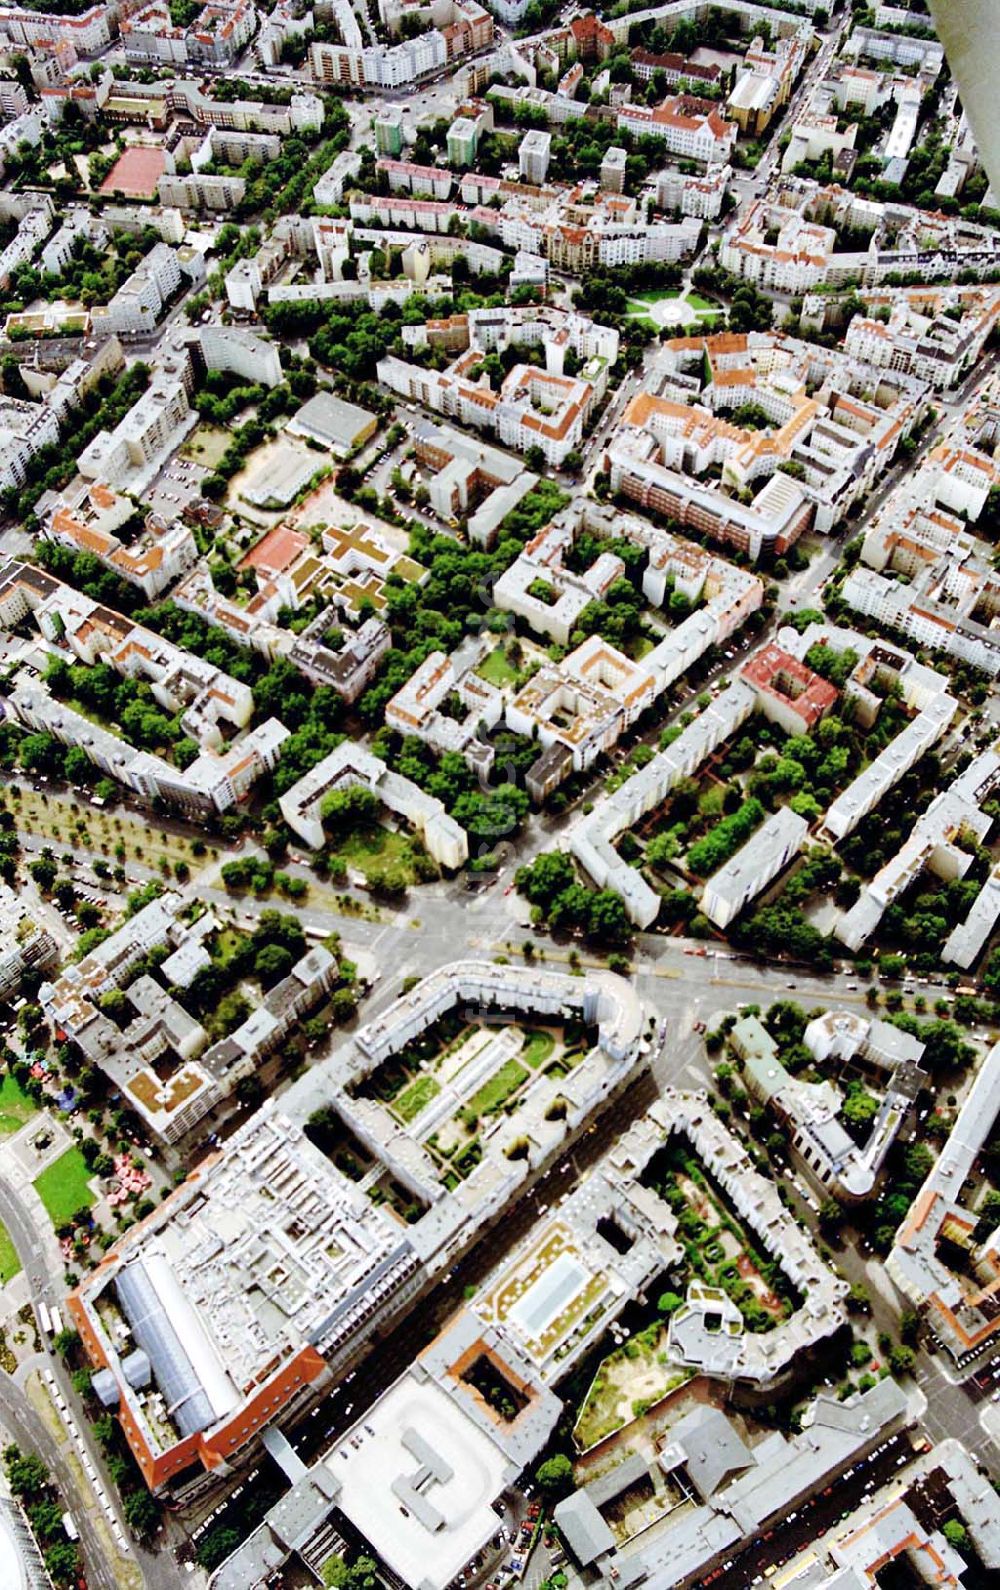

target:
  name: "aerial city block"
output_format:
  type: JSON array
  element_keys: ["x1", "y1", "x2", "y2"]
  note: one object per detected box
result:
[{"x1": 0, "y1": 1, "x2": 998, "y2": 1589}]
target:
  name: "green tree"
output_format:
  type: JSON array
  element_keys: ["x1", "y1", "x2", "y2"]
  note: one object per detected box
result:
[
  {"x1": 4, "y1": 1447, "x2": 48, "y2": 1498},
  {"x1": 123, "y1": 1487, "x2": 159, "y2": 1538},
  {"x1": 942, "y1": 1519, "x2": 969, "y2": 1552},
  {"x1": 196, "y1": 1526, "x2": 242, "y2": 1570},
  {"x1": 536, "y1": 1453, "x2": 574, "y2": 1499},
  {"x1": 888, "y1": 1343, "x2": 916, "y2": 1376},
  {"x1": 253, "y1": 942, "x2": 294, "y2": 987},
  {"x1": 52, "y1": 1328, "x2": 80, "y2": 1362},
  {"x1": 43, "y1": 1539, "x2": 80, "y2": 1582}
]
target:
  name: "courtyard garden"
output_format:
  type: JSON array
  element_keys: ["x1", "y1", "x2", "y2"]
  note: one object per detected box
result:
[{"x1": 348, "y1": 1013, "x2": 591, "y2": 1193}]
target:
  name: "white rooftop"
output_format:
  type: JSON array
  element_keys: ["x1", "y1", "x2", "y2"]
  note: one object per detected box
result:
[{"x1": 325, "y1": 1374, "x2": 508, "y2": 1590}]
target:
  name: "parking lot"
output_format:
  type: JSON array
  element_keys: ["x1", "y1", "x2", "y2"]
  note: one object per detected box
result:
[{"x1": 144, "y1": 453, "x2": 208, "y2": 519}]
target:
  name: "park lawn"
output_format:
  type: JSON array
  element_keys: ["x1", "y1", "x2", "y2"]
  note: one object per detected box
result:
[
  {"x1": 0, "y1": 1221, "x2": 21, "y2": 1285},
  {"x1": 522, "y1": 1030, "x2": 555, "y2": 1069},
  {"x1": 334, "y1": 825, "x2": 418, "y2": 884},
  {"x1": 0, "y1": 1074, "x2": 37, "y2": 1136},
  {"x1": 687, "y1": 292, "x2": 718, "y2": 310},
  {"x1": 467, "y1": 1059, "x2": 528, "y2": 1118},
  {"x1": 625, "y1": 307, "x2": 658, "y2": 330},
  {"x1": 34, "y1": 1147, "x2": 95, "y2": 1227},
  {"x1": 396, "y1": 1075, "x2": 441, "y2": 1122},
  {"x1": 477, "y1": 647, "x2": 519, "y2": 687},
  {"x1": 631, "y1": 288, "x2": 681, "y2": 304}
]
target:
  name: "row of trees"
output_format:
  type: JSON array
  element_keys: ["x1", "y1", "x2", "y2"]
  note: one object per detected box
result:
[{"x1": 3, "y1": 1445, "x2": 81, "y2": 1585}]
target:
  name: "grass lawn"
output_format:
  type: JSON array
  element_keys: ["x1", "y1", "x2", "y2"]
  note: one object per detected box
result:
[
  {"x1": 632, "y1": 288, "x2": 681, "y2": 304},
  {"x1": 687, "y1": 292, "x2": 718, "y2": 311},
  {"x1": 334, "y1": 825, "x2": 420, "y2": 884},
  {"x1": 181, "y1": 423, "x2": 231, "y2": 468},
  {"x1": 34, "y1": 1147, "x2": 95, "y2": 1227},
  {"x1": 0, "y1": 1221, "x2": 21, "y2": 1285},
  {"x1": 0, "y1": 1074, "x2": 37, "y2": 1136},
  {"x1": 522, "y1": 1030, "x2": 555, "y2": 1069},
  {"x1": 477, "y1": 647, "x2": 520, "y2": 687},
  {"x1": 467, "y1": 1059, "x2": 528, "y2": 1119},
  {"x1": 396, "y1": 1075, "x2": 441, "y2": 1123}
]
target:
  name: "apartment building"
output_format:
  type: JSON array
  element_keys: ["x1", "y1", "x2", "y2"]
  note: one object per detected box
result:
[
  {"x1": 0, "y1": 889, "x2": 57, "y2": 1000},
  {"x1": 844, "y1": 286, "x2": 1000, "y2": 389},
  {"x1": 847, "y1": 23, "x2": 944, "y2": 74},
  {"x1": 7, "y1": 671, "x2": 287, "y2": 815},
  {"x1": 279, "y1": 741, "x2": 469, "y2": 868},
  {"x1": 0, "y1": 1, "x2": 115, "y2": 52},
  {"x1": 571, "y1": 682, "x2": 758, "y2": 928},
  {"x1": 944, "y1": 859, "x2": 1000, "y2": 970},
  {"x1": 197, "y1": 324, "x2": 283, "y2": 388},
  {"x1": 509, "y1": 636, "x2": 657, "y2": 800},
  {"x1": 655, "y1": 163, "x2": 730, "y2": 220},
  {"x1": 186, "y1": 0, "x2": 255, "y2": 64},
  {"x1": 410, "y1": 417, "x2": 538, "y2": 547},
  {"x1": 385, "y1": 646, "x2": 502, "y2": 777},
  {"x1": 844, "y1": 501, "x2": 1000, "y2": 678},
  {"x1": 836, "y1": 749, "x2": 1000, "y2": 952},
  {"x1": 89, "y1": 241, "x2": 183, "y2": 336},
  {"x1": 622, "y1": 326, "x2": 928, "y2": 535},
  {"x1": 0, "y1": 558, "x2": 258, "y2": 743},
  {"x1": 740, "y1": 642, "x2": 838, "y2": 735},
  {"x1": 378, "y1": 336, "x2": 598, "y2": 468},
  {"x1": 721, "y1": 195, "x2": 865, "y2": 294},
  {"x1": 824, "y1": 686, "x2": 957, "y2": 844},
  {"x1": 0, "y1": 394, "x2": 60, "y2": 493},
  {"x1": 518, "y1": 128, "x2": 552, "y2": 185},
  {"x1": 733, "y1": 1010, "x2": 925, "y2": 1203},
  {"x1": 158, "y1": 172, "x2": 245, "y2": 212},
  {"x1": 78, "y1": 372, "x2": 192, "y2": 491},
  {"x1": 121, "y1": 1, "x2": 187, "y2": 63},
  {"x1": 373, "y1": 104, "x2": 405, "y2": 157},
  {"x1": 824, "y1": 1441, "x2": 1000, "y2": 1584},
  {"x1": 172, "y1": 558, "x2": 393, "y2": 702},
  {"x1": 888, "y1": 1039, "x2": 1000, "y2": 1367},
  {"x1": 0, "y1": 194, "x2": 51, "y2": 288},
  {"x1": 40, "y1": 210, "x2": 107, "y2": 276},
  {"x1": 701, "y1": 807, "x2": 809, "y2": 930},
  {"x1": 609, "y1": 423, "x2": 813, "y2": 561},
  {"x1": 600, "y1": 145, "x2": 626, "y2": 193},
  {"x1": 310, "y1": 0, "x2": 491, "y2": 89},
  {"x1": 43, "y1": 481, "x2": 198, "y2": 600},
  {"x1": 378, "y1": 157, "x2": 452, "y2": 200},
  {"x1": 256, "y1": 0, "x2": 312, "y2": 65},
  {"x1": 493, "y1": 512, "x2": 624, "y2": 647},
  {"x1": 312, "y1": 147, "x2": 361, "y2": 206},
  {"x1": 630, "y1": 48, "x2": 721, "y2": 89},
  {"x1": 616, "y1": 95, "x2": 737, "y2": 165}
]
